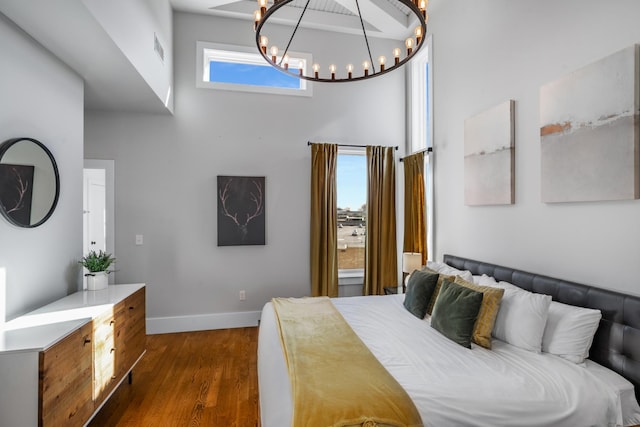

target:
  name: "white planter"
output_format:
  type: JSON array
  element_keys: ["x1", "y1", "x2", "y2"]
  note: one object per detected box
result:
[{"x1": 86, "y1": 271, "x2": 108, "y2": 291}]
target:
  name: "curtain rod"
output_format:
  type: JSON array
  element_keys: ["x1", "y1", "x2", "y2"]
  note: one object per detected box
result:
[
  {"x1": 307, "y1": 141, "x2": 398, "y2": 150},
  {"x1": 399, "y1": 147, "x2": 433, "y2": 162}
]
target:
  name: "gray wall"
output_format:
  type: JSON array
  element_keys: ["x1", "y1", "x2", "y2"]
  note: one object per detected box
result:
[
  {"x1": 430, "y1": 0, "x2": 640, "y2": 294},
  {"x1": 0, "y1": 13, "x2": 84, "y2": 321},
  {"x1": 84, "y1": 12, "x2": 406, "y2": 332}
]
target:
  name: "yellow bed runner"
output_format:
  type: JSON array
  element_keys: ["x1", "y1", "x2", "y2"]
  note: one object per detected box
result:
[{"x1": 272, "y1": 297, "x2": 423, "y2": 427}]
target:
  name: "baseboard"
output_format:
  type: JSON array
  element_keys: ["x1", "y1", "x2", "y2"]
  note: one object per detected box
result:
[{"x1": 146, "y1": 310, "x2": 261, "y2": 334}]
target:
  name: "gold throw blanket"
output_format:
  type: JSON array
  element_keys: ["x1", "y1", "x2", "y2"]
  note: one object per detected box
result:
[{"x1": 272, "y1": 297, "x2": 423, "y2": 427}]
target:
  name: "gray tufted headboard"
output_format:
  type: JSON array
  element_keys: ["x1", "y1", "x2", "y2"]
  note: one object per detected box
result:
[{"x1": 443, "y1": 254, "x2": 640, "y2": 403}]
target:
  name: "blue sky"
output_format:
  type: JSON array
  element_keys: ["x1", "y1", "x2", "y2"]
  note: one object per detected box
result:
[
  {"x1": 337, "y1": 154, "x2": 366, "y2": 210},
  {"x1": 210, "y1": 61, "x2": 300, "y2": 88}
]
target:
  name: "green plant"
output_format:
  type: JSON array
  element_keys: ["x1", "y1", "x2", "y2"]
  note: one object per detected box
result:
[{"x1": 80, "y1": 250, "x2": 115, "y2": 273}]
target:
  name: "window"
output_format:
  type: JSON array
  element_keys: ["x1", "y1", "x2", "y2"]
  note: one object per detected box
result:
[
  {"x1": 337, "y1": 150, "x2": 367, "y2": 273},
  {"x1": 408, "y1": 35, "x2": 434, "y2": 258},
  {"x1": 196, "y1": 41, "x2": 313, "y2": 97}
]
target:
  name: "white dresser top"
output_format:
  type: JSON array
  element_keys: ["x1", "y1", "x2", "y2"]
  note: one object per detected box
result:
[{"x1": 0, "y1": 284, "x2": 145, "y2": 354}]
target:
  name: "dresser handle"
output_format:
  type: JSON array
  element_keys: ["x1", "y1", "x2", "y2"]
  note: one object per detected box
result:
[
  {"x1": 84, "y1": 338, "x2": 91, "y2": 345},
  {"x1": 129, "y1": 306, "x2": 135, "y2": 310},
  {"x1": 110, "y1": 320, "x2": 115, "y2": 325}
]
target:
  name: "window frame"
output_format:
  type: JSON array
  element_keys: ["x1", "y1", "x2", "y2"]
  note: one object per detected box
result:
[
  {"x1": 196, "y1": 41, "x2": 313, "y2": 97},
  {"x1": 407, "y1": 35, "x2": 434, "y2": 260}
]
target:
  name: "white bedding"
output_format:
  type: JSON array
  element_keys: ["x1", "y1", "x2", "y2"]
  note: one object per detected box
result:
[{"x1": 258, "y1": 294, "x2": 640, "y2": 427}]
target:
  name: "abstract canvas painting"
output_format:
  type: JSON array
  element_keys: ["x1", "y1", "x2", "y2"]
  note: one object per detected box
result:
[
  {"x1": 540, "y1": 45, "x2": 640, "y2": 203},
  {"x1": 464, "y1": 100, "x2": 515, "y2": 206},
  {"x1": 217, "y1": 176, "x2": 265, "y2": 246}
]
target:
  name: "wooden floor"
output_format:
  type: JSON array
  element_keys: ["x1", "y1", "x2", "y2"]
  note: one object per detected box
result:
[{"x1": 88, "y1": 328, "x2": 260, "y2": 427}]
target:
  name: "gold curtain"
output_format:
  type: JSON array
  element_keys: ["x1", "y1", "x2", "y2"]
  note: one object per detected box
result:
[
  {"x1": 364, "y1": 146, "x2": 397, "y2": 295},
  {"x1": 310, "y1": 143, "x2": 338, "y2": 297},
  {"x1": 403, "y1": 151, "x2": 427, "y2": 265}
]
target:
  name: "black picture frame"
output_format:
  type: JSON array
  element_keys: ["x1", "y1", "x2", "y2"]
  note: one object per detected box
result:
[{"x1": 217, "y1": 176, "x2": 266, "y2": 246}]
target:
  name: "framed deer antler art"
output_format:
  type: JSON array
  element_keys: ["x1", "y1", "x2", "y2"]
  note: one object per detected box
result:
[
  {"x1": 0, "y1": 163, "x2": 35, "y2": 226},
  {"x1": 217, "y1": 176, "x2": 266, "y2": 246}
]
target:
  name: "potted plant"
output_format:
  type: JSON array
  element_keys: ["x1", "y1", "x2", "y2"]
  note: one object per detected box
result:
[{"x1": 80, "y1": 250, "x2": 115, "y2": 290}]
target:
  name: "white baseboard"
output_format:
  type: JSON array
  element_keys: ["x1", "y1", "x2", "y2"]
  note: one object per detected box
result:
[{"x1": 146, "y1": 310, "x2": 261, "y2": 335}]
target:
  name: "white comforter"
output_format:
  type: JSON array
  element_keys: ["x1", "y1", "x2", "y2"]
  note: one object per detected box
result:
[{"x1": 258, "y1": 294, "x2": 635, "y2": 427}]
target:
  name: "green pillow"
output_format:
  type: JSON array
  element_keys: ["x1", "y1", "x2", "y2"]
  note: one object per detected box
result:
[
  {"x1": 403, "y1": 269, "x2": 439, "y2": 319},
  {"x1": 431, "y1": 280, "x2": 484, "y2": 348}
]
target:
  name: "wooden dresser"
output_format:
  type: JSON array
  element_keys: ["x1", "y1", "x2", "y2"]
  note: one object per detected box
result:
[{"x1": 0, "y1": 284, "x2": 146, "y2": 427}]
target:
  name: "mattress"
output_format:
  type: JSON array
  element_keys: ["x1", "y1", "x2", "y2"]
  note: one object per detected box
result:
[{"x1": 258, "y1": 294, "x2": 640, "y2": 427}]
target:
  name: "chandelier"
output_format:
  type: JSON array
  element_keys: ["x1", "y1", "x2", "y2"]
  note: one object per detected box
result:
[{"x1": 253, "y1": 0, "x2": 428, "y2": 82}]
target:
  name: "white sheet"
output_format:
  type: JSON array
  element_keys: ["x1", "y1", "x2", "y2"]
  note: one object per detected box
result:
[{"x1": 258, "y1": 294, "x2": 637, "y2": 427}]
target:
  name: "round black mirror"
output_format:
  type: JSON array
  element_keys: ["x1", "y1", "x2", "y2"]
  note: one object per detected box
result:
[{"x1": 0, "y1": 137, "x2": 60, "y2": 228}]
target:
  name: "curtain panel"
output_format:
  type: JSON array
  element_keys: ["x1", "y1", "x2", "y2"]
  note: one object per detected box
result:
[
  {"x1": 364, "y1": 146, "x2": 398, "y2": 295},
  {"x1": 402, "y1": 151, "x2": 427, "y2": 265},
  {"x1": 310, "y1": 143, "x2": 338, "y2": 297}
]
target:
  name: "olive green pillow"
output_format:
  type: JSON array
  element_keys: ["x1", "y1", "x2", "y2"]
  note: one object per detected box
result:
[
  {"x1": 454, "y1": 276, "x2": 505, "y2": 349},
  {"x1": 403, "y1": 269, "x2": 439, "y2": 319},
  {"x1": 422, "y1": 267, "x2": 456, "y2": 316},
  {"x1": 431, "y1": 280, "x2": 484, "y2": 348}
]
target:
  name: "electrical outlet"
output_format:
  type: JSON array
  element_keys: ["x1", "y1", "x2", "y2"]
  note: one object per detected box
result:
[
  {"x1": 239, "y1": 290, "x2": 246, "y2": 301},
  {"x1": 135, "y1": 234, "x2": 143, "y2": 245}
]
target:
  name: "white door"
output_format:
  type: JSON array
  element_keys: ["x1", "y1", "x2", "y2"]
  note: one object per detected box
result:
[{"x1": 83, "y1": 168, "x2": 106, "y2": 290}]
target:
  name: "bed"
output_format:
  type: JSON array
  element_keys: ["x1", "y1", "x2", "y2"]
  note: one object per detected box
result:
[{"x1": 258, "y1": 254, "x2": 640, "y2": 426}]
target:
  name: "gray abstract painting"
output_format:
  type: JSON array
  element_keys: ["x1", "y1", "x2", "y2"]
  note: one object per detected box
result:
[
  {"x1": 464, "y1": 100, "x2": 515, "y2": 206},
  {"x1": 540, "y1": 45, "x2": 640, "y2": 203}
]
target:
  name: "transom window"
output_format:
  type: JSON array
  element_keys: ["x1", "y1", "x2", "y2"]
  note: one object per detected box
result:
[{"x1": 196, "y1": 41, "x2": 312, "y2": 97}]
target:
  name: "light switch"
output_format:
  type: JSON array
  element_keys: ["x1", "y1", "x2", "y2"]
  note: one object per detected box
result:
[{"x1": 135, "y1": 234, "x2": 143, "y2": 245}]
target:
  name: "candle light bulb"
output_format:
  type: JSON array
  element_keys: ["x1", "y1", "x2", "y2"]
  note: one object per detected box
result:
[
  {"x1": 378, "y1": 55, "x2": 386, "y2": 72},
  {"x1": 419, "y1": 0, "x2": 427, "y2": 11},
  {"x1": 405, "y1": 37, "x2": 414, "y2": 55},
  {"x1": 363, "y1": 60, "x2": 370, "y2": 77},
  {"x1": 330, "y1": 64, "x2": 336, "y2": 80},
  {"x1": 253, "y1": 10, "x2": 261, "y2": 31},
  {"x1": 393, "y1": 47, "x2": 401, "y2": 65},
  {"x1": 270, "y1": 45, "x2": 278, "y2": 62},
  {"x1": 259, "y1": 35, "x2": 268, "y2": 54},
  {"x1": 346, "y1": 64, "x2": 353, "y2": 79},
  {"x1": 313, "y1": 63, "x2": 320, "y2": 78},
  {"x1": 259, "y1": 0, "x2": 267, "y2": 15},
  {"x1": 283, "y1": 54, "x2": 290, "y2": 70},
  {"x1": 415, "y1": 26, "x2": 423, "y2": 45}
]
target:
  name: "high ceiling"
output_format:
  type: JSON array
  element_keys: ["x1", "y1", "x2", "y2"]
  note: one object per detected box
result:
[{"x1": 171, "y1": 0, "x2": 427, "y2": 40}]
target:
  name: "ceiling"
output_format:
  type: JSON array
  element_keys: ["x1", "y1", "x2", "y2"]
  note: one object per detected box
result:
[{"x1": 170, "y1": 0, "x2": 427, "y2": 40}]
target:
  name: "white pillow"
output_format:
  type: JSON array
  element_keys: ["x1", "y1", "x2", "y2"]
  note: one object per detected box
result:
[
  {"x1": 542, "y1": 301, "x2": 602, "y2": 364},
  {"x1": 492, "y1": 287, "x2": 552, "y2": 352},
  {"x1": 425, "y1": 261, "x2": 474, "y2": 283},
  {"x1": 477, "y1": 274, "x2": 497, "y2": 286},
  {"x1": 494, "y1": 280, "x2": 521, "y2": 291}
]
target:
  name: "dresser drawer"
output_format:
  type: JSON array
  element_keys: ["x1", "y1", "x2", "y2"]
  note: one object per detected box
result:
[{"x1": 39, "y1": 322, "x2": 93, "y2": 427}]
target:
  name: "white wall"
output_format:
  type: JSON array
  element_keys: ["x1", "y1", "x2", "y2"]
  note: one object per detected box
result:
[
  {"x1": 0, "y1": 13, "x2": 84, "y2": 320},
  {"x1": 82, "y1": 0, "x2": 174, "y2": 112},
  {"x1": 430, "y1": 0, "x2": 640, "y2": 294},
  {"x1": 84, "y1": 12, "x2": 407, "y2": 332}
]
